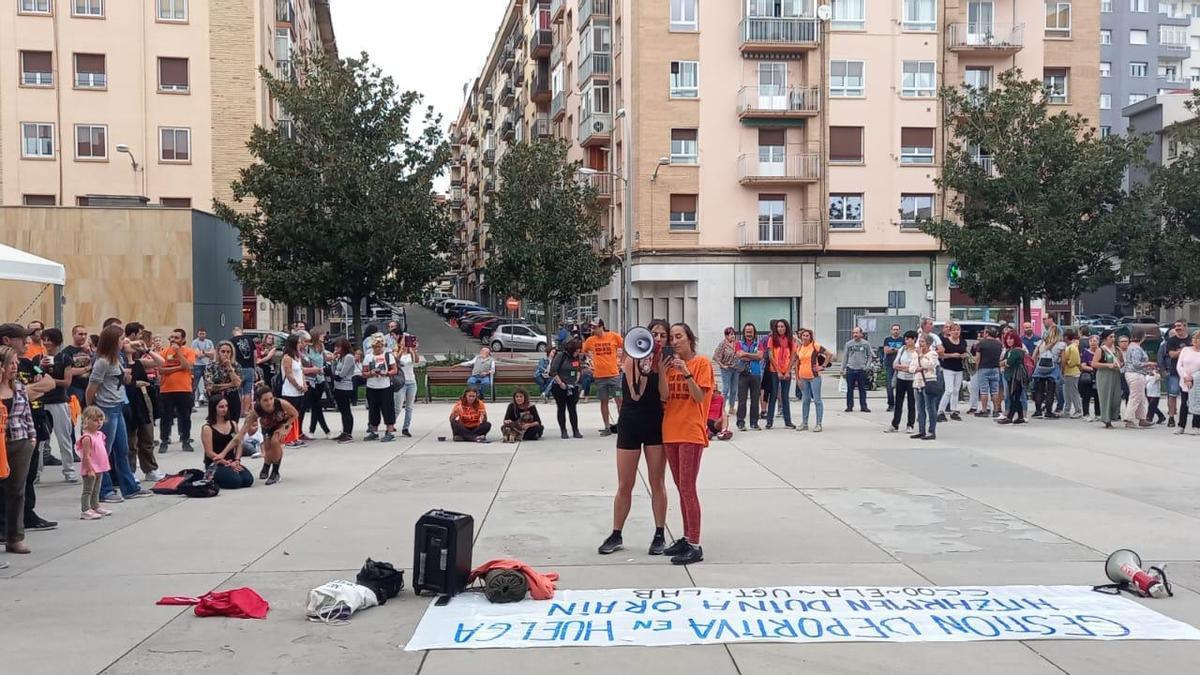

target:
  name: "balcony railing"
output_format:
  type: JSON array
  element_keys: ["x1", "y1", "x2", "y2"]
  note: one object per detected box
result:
[
  {"x1": 501, "y1": 46, "x2": 515, "y2": 72},
  {"x1": 450, "y1": 187, "x2": 464, "y2": 206},
  {"x1": 578, "y1": 110, "x2": 613, "y2": 145},
  {"x1": 972, "y1": 155, "x2": 996, "y2": 176},
  {"x1": 551, "y1": 91, "x2": 568, "y2": 119},
  {"x1": 579, "y1": 52, "x2": 611, "y2": 83},
  {"x1": 275, "y1": 59, "x2": 295, "y2": 82},
  {"x1": 22, "y1": 71, "x2": 53, "y2": 86},
  {"x1": 275, "y1": 0, "x2": 293, "y2": 23},
  {"x1": 737, "y1": 152, "x2": 821, "y2": 183},
  {"x1": 501, "y1": 114, "x2": 516, "y2": 140},
  {"x1": 483, "y1": 90, "x2": 495, "y2": 106},
  {"x1": 946, "y1": 23, "x2": 1025, "y2": 53},
  {"x1": 533, "y1": 115, "x2": 552, "y2": 137},
  {"x1": 500, "y1": 82, "x2": 515, "y2": 106},
  {"x1": 551, "y1": 40, "x2": 564, "y2": 66},
  {"x1": 532, "y1": 73, "x2": 552, "y2": 102},
  {"x1": 579, "y1": 0, "x2": 611, "y2": 28},
  {"x1": 740, "y1": 17, "x2": 819, "y2": 51},
  {"x1": 736, "y1": 86, "x2": 819, "y2": 117},
  {"x1": 530, "y1": 29, "x2": 553, "y2": 57},
  {"x1": 737, "y1": 220, "x2": 822, "y2": 249},
  {"x1": 1160, "y1": 27, "x2": 1190, "y2": 53},
  {"x1": 483, "y1": 149, "x2": 496, "y2": 167},
  {"x1": 584, "y1": 172, "x2": 614, "y2": 199}
]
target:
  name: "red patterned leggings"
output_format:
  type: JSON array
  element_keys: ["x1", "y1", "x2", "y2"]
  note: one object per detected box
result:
[{"x1": 665, "y1": 443, "x2": 705, "y2": 543}]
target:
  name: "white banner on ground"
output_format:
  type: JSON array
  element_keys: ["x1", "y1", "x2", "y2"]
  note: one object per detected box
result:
[{"x1": 405, "y1": 585, "x2": 1200, "y2": 651}]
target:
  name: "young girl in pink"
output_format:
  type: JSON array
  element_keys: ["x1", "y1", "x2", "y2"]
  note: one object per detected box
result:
[{"x1": 77, "y1": 406, "x2": 113, "y2": 520}]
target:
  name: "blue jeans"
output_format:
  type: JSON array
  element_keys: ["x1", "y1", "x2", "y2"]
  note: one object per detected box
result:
[
  {"x1": 916, "y1": 389, "x2": 940, "y2": 436},
  {"x1": 798, "y1": 377, "x2": 824, "y2": 425},
  {"x1": 396, "y1": 381, "x2": 417, "y2": 430},
  {"x1": 884, "y1": 361, "x2": 896, "y2": 406},
  {"x1": 766, "y1": 377, "x2": 792, "y2": 426},
  {"x1": 239, "y1": 367, "x2": 256, "y2": 396},
  {"x1": 192, "y1": 365, "x2": 207, "y2": 400},
  {"x1": 534, "y1": 373, "x2": 551, "y2": 396},
  {"x1": 580, "y1": 371, "x2": 594, "y2": 397},
  {"x1": 466, "y1": 375, "x2": 492, "y2": 398},
  {"x1": 844, "y1": 369, "x2": 869, "y2": 410},
  {"x1": 720, "y1": 368, "x2": 739, "y2": 408},
  {"x1": 99, "y1": 404, "x2": 141, "y2": 498}
]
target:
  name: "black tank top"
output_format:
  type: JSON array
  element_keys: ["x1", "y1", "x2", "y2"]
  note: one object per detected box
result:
[
  {"x1": 205, "y1": 422, "x2": 236, "y2": 466},
  {"x1": 621, "y1": 366, "x2": 663, "y2": 416},
  {"x1": 942, "y1": 338, "x2": 966, "y2": 372}
]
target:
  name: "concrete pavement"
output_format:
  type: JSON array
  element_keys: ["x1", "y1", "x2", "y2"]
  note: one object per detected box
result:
[{"x1": 3, "y1": 400, "x2": 1200, "y2": 674}]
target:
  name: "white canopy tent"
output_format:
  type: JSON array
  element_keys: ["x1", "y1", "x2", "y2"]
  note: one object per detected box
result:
[{"x1": 0, "y1": 243, "x2": 66, "y2": 327}]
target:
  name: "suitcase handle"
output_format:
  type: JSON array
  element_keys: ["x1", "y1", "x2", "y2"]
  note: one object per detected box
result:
[{"x1": 418, "y1": 551, "x2": 426, "y2": 587}]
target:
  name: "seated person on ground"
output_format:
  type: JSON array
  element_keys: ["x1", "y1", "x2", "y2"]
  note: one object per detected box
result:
[
  {"x1": 707, "y1": 391, "x2": 733, "y2": 441},
  {"x1": 450, "y1": 387, "x2": 492, "y2": 443},
  {"x1": 502, "y1": 389, "x2": 544, "y2": 442},
  {"x1": 201, "y1": 397, "x2": 255, "y2": 489}
]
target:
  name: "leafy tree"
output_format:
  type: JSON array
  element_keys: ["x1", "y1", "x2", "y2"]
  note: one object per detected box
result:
[
  {"x1": 484, "y1": 139, "x2": 617, "y2": 336},
  {"x1": 214, "y1": 52, "x2": 453, "y2": 338},
  {"x1": 1118, "y1": 93, "x2": 1200, "y2": 309},
  {"x1": 919, "y1": 70, "x2": 1143, "y2": 320}
]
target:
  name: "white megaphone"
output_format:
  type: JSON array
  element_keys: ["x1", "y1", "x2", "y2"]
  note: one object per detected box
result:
[
  {"x1": 1103, "y1": 549, "x2": 1172, "y2": 598},
  {"x1": 624, "y1": 327, "x2": 655, "y2": 360}
]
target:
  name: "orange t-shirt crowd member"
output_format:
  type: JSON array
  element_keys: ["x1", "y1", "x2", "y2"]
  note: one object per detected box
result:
[
  {"x1": 662, "y1": 355, "x2": 714, "y2": 447},
  {"x1": 582, "y1": 330, "x2": 624, "y2": 379},
  {"x1": 795, "y1": 341, "x2": 827, "y2": 380},
  {"x1": 159, "y1": 344, "x2": 197, "y2": 394},
  {"x1": 452, "y1": 400, "x2": 486, "y2": 429},
  {"x1": 769, "y1": 336, "x2": 797, "y2": 379}
]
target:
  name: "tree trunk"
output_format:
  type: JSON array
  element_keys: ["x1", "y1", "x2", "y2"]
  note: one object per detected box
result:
[
  {"x1": 350, "y1": 296, "x2": 363, "y2": 344},
  {"x1": 543, "y1": 294, "x2": 555, "y2": 345},
  {"x1": 1021, "y1": 296, "x2": 1031, "y2": 324}
]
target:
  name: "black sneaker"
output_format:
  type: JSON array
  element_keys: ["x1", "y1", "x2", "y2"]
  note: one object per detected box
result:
[
  {"x1": 974, "y1": 411, "x2": 990, "y2": 418},
  {"x1": 997, "y1": 418, "x2": 1013, "y2": 425},
  {"x1": 662, "y1": 537, "x2": 691, "y2": 557},
  {"x1": 598, "y1": 532, "x2": 623, "y2": 555},
  {"x1": 670, "y1": 544, "x2": 704, "y2": 566},
  {"x1": 43, "y1": 455, "x2": 62, "y2": 467},
  {"x1": 1168, "y1": 417, "x2": 1176, "y2": 428},
  {"x1": 1044, "y1": 413, "x2": 1060, "y2": 419},
  {"x1": 750, "y1": 425, "x2": 762, "y2": 431},
  {"x1": 401, "y1": 429, "x2": 412, "y2": 437},
  {"x1": 909, "y1": 433, "x2": 925, "y2": 439},
  {"x1": 737, "y1": 423, "x2": 746, "y2": 431},
  {"x1": 950, "y1": 412, "x2": 962, "y2": 421},
  {"x1": 265, "y1": 474, "x2": 281, "y2": 486},
  {"x1": 561, "y1": 431, "x2": 569, "y2": 439},
  {"x1": 572, "y1": 430, "x2": 583, "y2": 439},
  {"x1": 158, "y1": 442, "x2": 169, "y2": 454},
  {"x1": 259, "y1": 464, "x2": 270, "y2": 480},
  {"x1": 921, "y1": 434, "x2": 936, "y2": 441},
  {"x1": 862, "y1": 408, "x2": 872, "y2": 413},
  {"x1": 337, "y1": 434, "x2": 353, "y2": 444},
  {"x1": 886, "y1": 405, "x2": 895, "y2": 412},
  {"x1": 937, "y1": 413, "x2": 947, "y2": 423},
  {"x1": 1014, "y1": 418, "x2": 1027, "y2": 424},
  {"x1": 844, "y1": 407, "x2": 853, "y2": 413},
  {"x1": 26, "y1": 518, "x2": 58, "y2": 531},
  {"x1": 1031, "y1": 412, "x2": 1043, "y2": 418},
  {"x1": 648, "y1": 532, "x2": 667, "y2": 556}
]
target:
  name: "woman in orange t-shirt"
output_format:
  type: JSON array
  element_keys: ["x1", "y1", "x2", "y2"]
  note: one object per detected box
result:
[
  {"x1": 449, "y1": 388, "x2": 491, "y2": 443},
  {"x1": 765, "y1": 320, "x2": 798, "y2": 429},
  {"x1": 657, "y1": 322, "x2": 713, "y2": 566},
  {"x1": 793, "y1": 328, "x2": 834, "y2": 432}
]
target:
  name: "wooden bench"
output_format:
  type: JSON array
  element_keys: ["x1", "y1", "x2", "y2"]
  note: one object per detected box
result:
[{"x1": 424, "y1": 363, "x2": 539, "y2": 402}]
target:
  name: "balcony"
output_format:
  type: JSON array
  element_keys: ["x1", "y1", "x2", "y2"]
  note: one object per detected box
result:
[
  {"x1": 531, "y1": 73, "x2": 552, "y2": 103},
  {"x1": 946, "y1": 23, "x2": 1024, "y2": 55},
  {"x1": 483, "y1": 149, "x2": 496, "y2": 167},
  {"x1": 551, "y1": 40, "x2": 564, "y2": 67},
  {"x1": 737, "y1": 220, "x2": 822, "y2": 250},
  {"x1": 501, "y1": 46, "x2": 515, "y2": 72},
  {"x1": 551, "y1": 0, "x2": 565, "y2": 22},
  {"x1": 737, "y1": 86, "x2": 819, "y2": 120},
  {"x1": 579, "y1": 0, "x2": 611, "y2": 29},
  {"x1": 1160, "y1": 27, "x2": 1190, "y2": 54},
  {"x1": 551, "y1": 91, "x2": 568, "y2": 120},
  {"x1": 500, "y1": 82, "x2": 515, "y2": 106},
  {"x1": 584, "y1": 173, "x2": 614, "y2": 201},
  {"x1": 275, "y1": 0, "x2": 293, "y2": 23},
  {"x1": 484, "y1": 178, "x2": 496, "y2": 195},
  {"x1": 737, "y1": 153, "x2": 821, "y2": 184},
  {"x1": 578, "y1": 110, "x2": 613, "y2": 146},
  {"x1": 740, "y1": 17, "x2": 819, "y2": 55},
  {"x1": 275, "y1": 59, "x2": 296, "y2": 83},
  {"x1": 972, "y1": 154, "x2": 996, "y2": 176},
  {"x1": 483, "y1": 90, "x2": 495, "y2": 107},
  {"x1": 501, "y1": 114, "x2": 516, "y2": 140},
  {"x1": 483, "y1": 115, "x2": 494, "y2": 131},
  {"x1": 579, "y1": 51, "x2": 611, "y2": 84},
  {"x1": 530, "y1": 30, "x2": 553, "y2": 58},
  {"x1": 533, "y1": 115, "x2": 552, "y2": 138},
  {"x1": 450, "y1": 188, "x2": 464, "y2": 207},
  {"x1": 467, "y1": 132, "x2": 479, "y2": 147}
]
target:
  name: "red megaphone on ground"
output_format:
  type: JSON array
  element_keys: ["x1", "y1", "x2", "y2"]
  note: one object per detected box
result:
[{"x1": 1104, "y1": 549, "x2": 1172, "y2": 599}]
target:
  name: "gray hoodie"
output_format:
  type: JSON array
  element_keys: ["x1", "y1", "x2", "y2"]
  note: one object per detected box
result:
[{"x1": 842, "y1": 338, "x2": 873, "y2": 371}]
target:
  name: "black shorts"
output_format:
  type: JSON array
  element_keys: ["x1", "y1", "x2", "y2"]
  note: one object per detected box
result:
[{"x1": 616, "y1": 410, "x2": 663, "y2": 449}]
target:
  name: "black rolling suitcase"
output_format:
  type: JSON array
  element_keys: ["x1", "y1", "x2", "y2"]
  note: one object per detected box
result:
[{"x1": 413, "y1": 509, "x2": 474, "y2": 598}]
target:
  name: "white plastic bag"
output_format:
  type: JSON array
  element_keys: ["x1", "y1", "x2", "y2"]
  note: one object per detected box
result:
[
  {"x1": 838, "y1": 376, "x2": 847, "y2": 394},
  {"x1": 306, "y1": 580, "x2": 379, "y2": 623}
]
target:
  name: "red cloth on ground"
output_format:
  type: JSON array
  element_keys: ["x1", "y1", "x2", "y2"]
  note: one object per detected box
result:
[
  {"x1": 468, "y1": 559, "x2": 560, "y2": 600},
  {"x1": 156, "y1": 588, "x2": 270, "y2": 619}
]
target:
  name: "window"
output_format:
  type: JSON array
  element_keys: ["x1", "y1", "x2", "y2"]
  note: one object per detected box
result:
[
  {"x1": 21, "y1": 123, "x2": 55, "y2": 158},
  {"x1": 160, "y1": 127, "x2": 191, "y2": 162},
  {"x1": 1129, "y1": 93, "x2": 1148, "y2": 105},
  {"x1": 1101, "y1": 0, "x2": 1112, "y2": 10},
  {"x1": 581, "y1": 82, "x2": 610, "y2": 114},
  {"x1": 74, "y1": 124, "x2": 106, "y2": 159},
  {"x1": 1100, "y1": 29, "x2": 1112, "y2": 45},
  {"x1": 758, "y1": 195, "x2": 786, "y2": 243},
  {"x1": 75, "y1": 196, "x2": 91, "y2": 206},
  {"x1": 964, "y1": 66, "x2": 992, "y2": 90},
  {"x1": 829, "y1": 126, "x2": 863, "y2": 163},
  {"x1": 160, "y1": 197, "x2": 192, "y2": 208},
  {"x1": 757, "y1": 128, "x2": 786, "y2": 173},
  {"x1": 669, "y1": 61, "x2": 699, "y2": 98},
  {"x1": 1167, "y1": 138, "x2": 1179, "y2": 160},
  {"x1": 900, "y1": 194, "x2": 934, "y2": 229},
  {"x1": 74, "y1": 53, "x2": 106, "y2": 88},
  {"x1": 1100, "y1": 61, "x2": 1111, "y2": 78},
  {"x1": 1159, "y1": 63, "x2": 1181, "y2": 81},
  {"x1": 1100, "y1": 126, "x2": 1111, "y2": 138},
  {"x1": 830, "y1": 60, "x2": 865, "y2": 97},
  {"x1": 20, "y1": 51, "x2": 53, "y2": 86},
  {"x1": 20, "y1": 0, "x2": 51, "y2": 13},
  {"x1": 669, "y1": 194, "x2": 698, "y2": 231},
  {"x1": 23, "y1": 195, "x2": 56, "y2": 206},
  {"x1": 158, "y1": 57, "x2": 189, "y2": 92},
  {"x1": 1129, "y1": 29, "x2": 1148, "y2": 45},
  {"x1": 73, "y1": 0, "x2": 102, "y2": 17},
  {"x1": 829, "y1": 194, "x2": 864, "y2": 229},
  {"x1": 1131, "y1": 0, "x2": 1147, "y2": 10},
  {"x1": 900, "y1": 127, "x2": 935, "y2": 164},
  {"x1": 1192, "y1": 67, "x2": 1200, "y2": 84},
  {"x1": 669, "y1": 0, "x2": 697, "y2": 31},
  {"x1": 1100, "y1": 94, "x2": 1112, "y2": 109},
  {"x1": 1045, "y1": 2, "x2": 1071, "y2": 38},
  {"x1": 1130, "y1": 62, "x2": 1148, "y2": 78},
  {"x1": 1043, "y1": 69, "x2": 1069, "y2": 103},
  {"x1": 670, "y1": 129, "x2": 698, "y2": 164},
  {"x1": 902, "y1": 0, "x2": 937, "y2": 31},
  {"x1": 901, "y1": 61, "x2": 936, "y2": 97},
  {"x1": 1160, "y1": 26, "x2": 1189, "y2": 47},
  {"x1": 157, "y1": 0, "x2": 187, "y2": 21},
  {"x1": 831, "y1": 0, "x2": 865, "y2": 30}
]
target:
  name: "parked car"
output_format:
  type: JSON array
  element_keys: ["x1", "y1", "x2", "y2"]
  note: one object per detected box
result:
[
  {"x1": 459, "y1": 312, "x2": 496, "y2": 333},
  {"x1": 447, "y1": 304, "x2": 488, "y2": 320},
  {"x1": 471, "y1": 317, "x2": 503, "y2": 339},
  {"x1": 240, "y1": 329, "x2": 291, "y2": 371},
  {"x1": 437, "y1": 299, "x2": 474, "y2": 316},
  {"x1": 480, "y1": 317, "x2": 528, "y2": 340},
  {"x1": 488, "y1": 324, "x2": 548, "y2": 352}
]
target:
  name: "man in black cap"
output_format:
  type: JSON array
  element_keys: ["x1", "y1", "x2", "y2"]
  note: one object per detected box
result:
[{"x1": 0, "y1": 323, "x2": 59, "y2": 537}]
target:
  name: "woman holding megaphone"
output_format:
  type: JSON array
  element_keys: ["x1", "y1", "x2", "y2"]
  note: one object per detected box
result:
[{"x1": 599, "y1": 319, "x2": 670, "y2": 557}]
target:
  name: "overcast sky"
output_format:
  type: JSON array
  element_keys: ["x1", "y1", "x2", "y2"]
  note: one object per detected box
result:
[{"x1": 332, "y1": 1, "x2": 508, "y2": 190}]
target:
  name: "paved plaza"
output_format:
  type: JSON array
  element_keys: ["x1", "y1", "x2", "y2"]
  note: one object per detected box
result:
[{"x1": 3, "y1": 400, "x2": 1200, "y2": 674}]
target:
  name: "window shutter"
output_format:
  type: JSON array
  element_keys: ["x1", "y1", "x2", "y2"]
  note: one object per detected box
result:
[
  {"x1": 829, "y1": 126, "x2": 862, "y2": 161},
  {"x1": 23, "y1": 51, "x2": 52, "y2": 72},
  {"x1": 670, "y1": 194, "x2": 697, "y2": 213},
  {"x1": 900, "y1": 127, "x2": 934, "y2": 147},
  {"x1": 758, "y1": 129, "x2": 786, "y2": 146},
  {"x1": 159, "y1": 57, "x2": 189, "y2": 87},
  {"x1": 672, "y1": 128, "x2": 698, "y2": 141},
  {"x1": 76, "y1": 53, "x2": 106, "y2": 73}
]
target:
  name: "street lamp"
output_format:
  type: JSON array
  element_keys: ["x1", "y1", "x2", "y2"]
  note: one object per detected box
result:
[{"x1": 115, "y1": 144, "x2": 140, "y2": 172}]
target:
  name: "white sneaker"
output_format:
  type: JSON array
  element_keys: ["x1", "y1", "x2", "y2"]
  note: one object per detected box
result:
[
  {"x1": 145, "y1": 470, "x2": 166, "y2": 482},
  {"x1": 1069, "y1": 412, "x2": 1083, "y2": 419},
  {"x1": 80, "y1": 510, "x2": 103, "y2": 520}
]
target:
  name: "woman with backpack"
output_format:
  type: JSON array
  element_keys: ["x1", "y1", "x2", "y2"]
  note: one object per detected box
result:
[
  {"x1": 997, "y1": 332, "x2": 1030, "y2": 424},
  {"x1": 1031, "y1": 327, "x2": 1065, "y2": 419},
  {"x1": 1093, "y1": 329, "x2": 1125, "y2": 429},
  {"x1": 908, "y1": 334, "x2": 942, "y2": 440},
  {"x1": 793, "y1": 328, "x2": 832, "y2": 432}
]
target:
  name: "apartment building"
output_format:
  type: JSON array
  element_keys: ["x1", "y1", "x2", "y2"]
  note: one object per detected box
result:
[
  {"x1": 1176, "y1": 1, "x2": 1200, "y2": 84},
  {"x1": 1099, "y1": 0, "x2": 1193, "y2": 136},
  {"x1": 452, "y1": 1, "x2": 1099, "y2": 349},
  {"x1": 0, "y1": 0, "x2": 335, "y2": 209}
]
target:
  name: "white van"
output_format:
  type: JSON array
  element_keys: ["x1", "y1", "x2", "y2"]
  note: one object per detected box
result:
[{"x1": 437, "y1": 299, "x2": 474, "y2": 316}]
